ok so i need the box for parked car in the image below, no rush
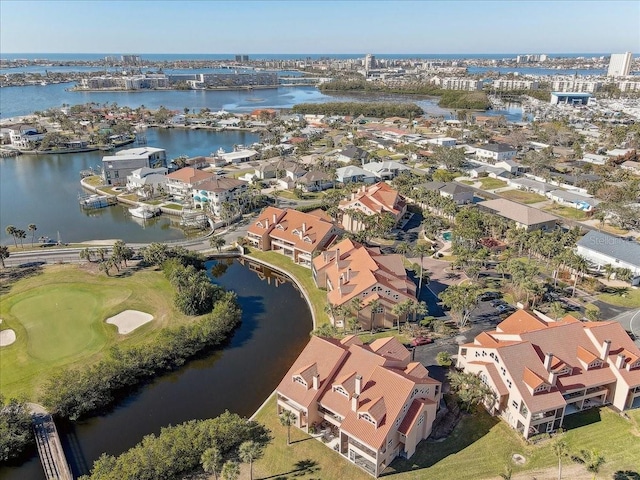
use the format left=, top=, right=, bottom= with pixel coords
left=479, top=291, right=501, bottom=301
left=491, top=299, right=507, bottom=308
left=496, top=304, right=515, bottom=314
left=411, top=337, right=433, bottom=347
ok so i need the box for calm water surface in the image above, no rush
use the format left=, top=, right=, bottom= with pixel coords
left=0, top=259, right=313, bottom=480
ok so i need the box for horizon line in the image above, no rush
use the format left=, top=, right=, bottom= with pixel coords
left=2, top=52, right=635, bottom=56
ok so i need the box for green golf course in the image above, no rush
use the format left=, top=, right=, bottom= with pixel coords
left=0, top=264, right=194, bottom=401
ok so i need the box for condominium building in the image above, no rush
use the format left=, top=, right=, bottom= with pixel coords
left=246, top=207, right=340, bottom=268
left=437, top=77, right=484, bottom=91
left=492, top=79, right=539, bottom=90
left=607, top=52, right=633, bottom=77
left=312, top=238, right=416, bottom=329
left=550, top=78, right=601, bottom=93
left=457, top=310, right=640, bottom=439
left=339, top=182, right=407, bottom=233
left=276, top=335, right=441, bottom=477
left=193, top=177, right=248, bottom=218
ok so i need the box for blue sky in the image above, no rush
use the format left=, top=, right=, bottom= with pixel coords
left=1, top=1, right=638, bottom=54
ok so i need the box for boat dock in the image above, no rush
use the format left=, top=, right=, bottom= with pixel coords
left=29, top=404, right=74, bottom=480
left=79, top=193, right=117, bottom=209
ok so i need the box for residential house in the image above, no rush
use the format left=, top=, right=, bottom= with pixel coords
left=576, top=231, right=640, bottom=285
left=362, top=161, right=411, bottom=180
left=457, top=310, right=640, bottom=439
left=339, top=183, right=407, bottom=233
left=478, top=199, right=557, bottom=231
left=126, top=167, right=168, bottom=195
left=507, top=178, right=554, bottom=196
left=165, top=167, right=216, bottom=200
left=216, top=148, right=259, bottom=164
left=276, top=335, right=441, bottom=477
left=313, top=238, right=417, bottom=329
left=296, top=170, right=335, bottom=192
left=547, top=189, right=600, bottom=212
left=193, top=177, right=248, bottom=218
left=621, top=160, right=640, bottom=175
left=102, top=147, right=167, bottom=186
left=337, top=146, right=370, bottom=164
left=246, top=207, right=340, bottom=268
left=475, top=143, right=517, bottom=163
left=425, top=137, right=457, bottom=147
left=8, top=125, right=45, bottom=149
left=416, top=181, right=474, bottom=205
left=336, top=166, right=377, bottom=184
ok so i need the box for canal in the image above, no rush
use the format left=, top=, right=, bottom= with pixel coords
left=0, top=258, right=313, bottom=479
left=0, top=128, right=260, bottom=245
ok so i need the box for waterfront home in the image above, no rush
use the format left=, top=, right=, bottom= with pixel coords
left=336, top=166, right=377, bottom=185
left=8, top=124, right=45, bottom=149
left=312, top=238, right=417, bottom=329
left=102, top=147, right=167, bottom=186
left=576, top=231, right=640, bottom=286
left=276, top=335, right=441, bottom=477
left=125, top=167, right=168, bottom=195
left=457, top=310, right=640, bottom=439
left=246, top=207, right=340, bottom=268
left=216, top=148, right=259, bottom=165
left=339, top=183, right=407, bottom=233
left=165, top=167, right=216, bottom=200
left=362, top=161, right=411, bottom=180
left=192, top=177, right=248, bottom=218
left=478, top=199, right=558, bottom=232
left=474, top=143, right=517, bottom=163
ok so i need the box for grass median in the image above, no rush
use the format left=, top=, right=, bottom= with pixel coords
left=0, top=263, right=199, bottom=400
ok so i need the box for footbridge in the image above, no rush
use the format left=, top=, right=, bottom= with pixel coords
left=28, top=403, right=74, bottom=480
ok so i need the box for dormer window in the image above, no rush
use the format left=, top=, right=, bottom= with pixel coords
left=293, top=375, right=307, bottom=387
left=333, top=385, right=349, bottom=398
left=358, top=412, right=376, bottom=426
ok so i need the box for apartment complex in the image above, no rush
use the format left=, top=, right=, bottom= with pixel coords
left=607, top=52, right=633, bottom=77
left=312, top=239, right=416, bottom=329
left=339, top=182, right=407, bottom=232
left=457, top=311, right=640, bottom=439
left=430, top=76, right=484, bottom=91
left=276, top=335, right=441, bottom=477
left=492, top=79, right=539, bottom=90
left=246, top=207, right=340, bottom=267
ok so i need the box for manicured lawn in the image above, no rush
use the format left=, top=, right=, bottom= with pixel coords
left=246, top=249, right=329, bottom=326
left=0, top=264, right=199, bottom=400
left=478, top=178, right=508, bottom=190
left=543, top=204, right=588, bottom=221
left=459, top=180, right=475, bottom=185
left=597, top=287, right=640, bottom=308
left=252, top=396, right=640, bottom=480
left=163, top=203, right=183, bottom=210
left=499, top=189, right=547, bottom=204
left=600, top=224, right=630, bottom=236
left=83, top=175, right=103, bottom=187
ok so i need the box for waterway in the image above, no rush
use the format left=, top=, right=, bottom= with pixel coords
left=0, top=258, right=313, bottom=480
left=0, top=128, right=260, bottom=245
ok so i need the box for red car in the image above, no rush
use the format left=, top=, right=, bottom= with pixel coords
left=411, top=337, right=433, bottom=347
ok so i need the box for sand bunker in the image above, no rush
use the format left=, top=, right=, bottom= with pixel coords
left=106, top=310, right=153, bottom=334
left=0, top=329, right=16, bottom=347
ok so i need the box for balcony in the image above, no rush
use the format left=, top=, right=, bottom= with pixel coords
left=348, top=438, right=377, bottom=459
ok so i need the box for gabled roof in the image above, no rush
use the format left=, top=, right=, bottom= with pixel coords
left=476, top=143, right=516, bottom=153
left=197, top=177, right=247, bottom=193
left=339, top=182, right=405, bottom=217
left=166, top=167, right=215, bottom=184
left=479, top=199, right=558, bottom=227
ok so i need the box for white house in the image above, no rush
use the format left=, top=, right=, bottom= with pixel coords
left=362, top=160, right=411, bottom=179
left=426, top=137, right=457, bottom=147
left=126, top=167, right=168, bottom=195
left=576, top=231, right=640, bottom=285
left=475, top=143, right=517, bottom=163
left=102, top=147, right=167, bottom=186
left=336, top=165, right=377, bottom=184
left=193, top=177, right=248, bottom=218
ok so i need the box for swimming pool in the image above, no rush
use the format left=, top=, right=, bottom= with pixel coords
left=442, top=231, right=452, bottom=241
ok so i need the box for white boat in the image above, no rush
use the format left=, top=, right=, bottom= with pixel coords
left=129, top=206, right=156, bottom=219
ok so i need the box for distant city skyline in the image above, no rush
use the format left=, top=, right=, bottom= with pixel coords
left=1, top=1, right=638, bottom=55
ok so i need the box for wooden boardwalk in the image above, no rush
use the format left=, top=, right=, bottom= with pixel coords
left=29, top=404, right=74, bottom=480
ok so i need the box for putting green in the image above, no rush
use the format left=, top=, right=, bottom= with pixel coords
left=12, top=286, right=103, bottom=362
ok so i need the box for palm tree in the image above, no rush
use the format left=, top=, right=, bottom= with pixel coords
left=574, top=449, right=605, bottom=480
left=238, top=440, right=264, bottom=480
left=16, top=229, right=26, bottom=249
left=279, top=410, right=296, bottom=445
left=549, top=302, right=566, bottom=321
left=28, top=224, right=37, bottom=247
left=201, top=446, right=223, bottom=480
left=395, top=240, right=410, bottom=259
left=0, top=245, right=9, bottom=268
left=5, top=225, right=17, bottom=248
left=552, top=438, right=568, bottom=480
left=368, top=298, right=381, bottom=333
left=210, top=235, right=226, bottom=252
left=220, top=460, right=240, bottom=480
left=413, top=243, right=431, bottom=298
left=350, top=297, right=363, bottom=328
left=570, top=254, right=589, bottom=297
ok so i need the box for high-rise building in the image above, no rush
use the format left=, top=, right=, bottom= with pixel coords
left=607, top=52, right=632, bottom=77
left=121, top=55, right=141, bottom=65
left=364, top=53, right=376, bottom=71
left=235, top=54, right=249, bottom=63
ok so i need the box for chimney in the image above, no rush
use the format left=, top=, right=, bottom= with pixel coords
left=544, top=352, right=554, bottom=372
left=548, top=371, right=557, bottom=387
left=351, top=393, right=360, bottom=412
left=346, top=267, right=351, bottom=282
left=355, top=375, right=362, bottom=395
left=273, top=213, right=277, bottom=224
left=351, top=192, right=356, bottom=200
left=335, top=249, right=340, bottom=267
left=302, top=222, right=306, bottom=234
left=313, top=373, right=319, bottom=390
left=339, top=274, right=344, bottom=286
left=616, top=353, right=626, bottom=369
left=601, top=340, right=611, bottom=360
left=265, top=219, right=269, bottom=228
